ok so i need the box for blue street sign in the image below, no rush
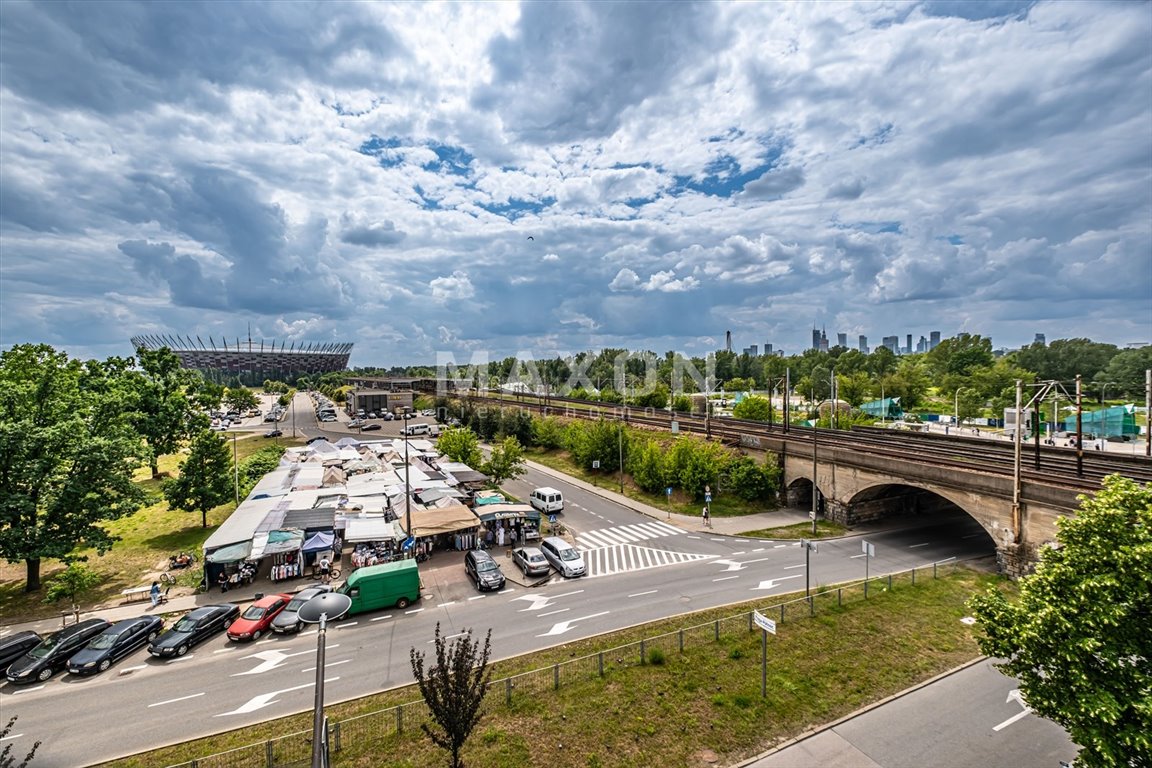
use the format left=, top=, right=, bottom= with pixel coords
left=665, top=486, right=673, bottom=497
left=402, top=536, right=415, bottom=551
left=549, top=514, right=558, bottom=524
left=705, top=492, right=712, bottom=503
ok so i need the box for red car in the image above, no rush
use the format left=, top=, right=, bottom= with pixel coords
left=226, top=593, right=293, bottom=642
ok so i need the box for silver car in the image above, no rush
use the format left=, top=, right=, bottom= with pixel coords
left=539, top=537, right=586, bottom=578
left=511, top=546, right=550, bottom=577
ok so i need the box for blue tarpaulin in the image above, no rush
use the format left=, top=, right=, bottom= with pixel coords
left=302, top=531, right=335, bottom=554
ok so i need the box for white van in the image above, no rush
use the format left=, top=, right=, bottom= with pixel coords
left=402, top=423, right=431, bottom=436
left=530, top=487, right=564, bottom=514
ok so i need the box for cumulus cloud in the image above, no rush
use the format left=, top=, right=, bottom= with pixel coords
left=1, top=0, right=1148, bottom=363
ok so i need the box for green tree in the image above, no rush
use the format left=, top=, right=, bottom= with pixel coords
left=409, top=623, right=493, bottom=768
left=42, top=562, right=101, bottom=624
left=531, top=416, right=566, bottom=450
left=1094, top=345, right=1152, bottom=400
left=732, top=395, right=772, bottom=421
left=628, top=438, right=668, bottom=494
left=163, top=430, right=235, bottom=528
left=436, top=428, right=483, bottom=468
left=130, top=346, right=208, bottom=478
left=0, top=344, right=148, bottom=591
left=671, top=394, right=692, bottom=413
left=483, top=437, right=527, bottom=485
left=925, top=333, right=994, bottom=380
left=836, top=371, right=873, bottom=407
left=969, top=476, right=1152, bottom=768
left=223, top=387, right=259, bottom=413
left=1012, top=338, right=1119, bottom=385
left=237, top=445, right=286, bottom=499
left=721, top=455, right=779, bottom=501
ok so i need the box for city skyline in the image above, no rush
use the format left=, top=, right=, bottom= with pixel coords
left=1, top=2, right=1150, bottom=365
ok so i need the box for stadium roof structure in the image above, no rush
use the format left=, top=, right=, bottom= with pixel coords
left=131, top=334, right=352, bottom=383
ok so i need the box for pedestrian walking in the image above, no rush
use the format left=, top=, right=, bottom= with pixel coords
left=319, top=555, right=332, bottom=584
left=702, top=505, right=711, bottom=528
left=149, top=580, right=161, bottom=608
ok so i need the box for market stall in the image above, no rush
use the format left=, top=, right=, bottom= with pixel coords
left=343, top=517, right=406, bottom=568
left=475, top=503, right=541, bottom=544
left=409, top=503, right=482, bottom=553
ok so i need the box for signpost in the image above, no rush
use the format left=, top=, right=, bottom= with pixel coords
left=753, top=610, right=777, bottom=697
left=862, top=540, right=875, bottom=597
left=802, top=539, right=818, bottom=614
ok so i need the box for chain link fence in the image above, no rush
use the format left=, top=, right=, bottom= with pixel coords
left=164, top=559, right=961, bottom=768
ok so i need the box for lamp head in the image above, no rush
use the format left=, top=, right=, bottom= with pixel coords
left=297, top=592, right=353, bottom=624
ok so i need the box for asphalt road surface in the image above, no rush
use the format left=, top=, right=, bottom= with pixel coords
left=747, top=658, right=1077, bottom=768
left=2, top=425, right=997, bottom=767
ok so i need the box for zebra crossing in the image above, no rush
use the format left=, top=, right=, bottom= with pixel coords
left=574, top=520, right=683, bottom=550
left=582, top=543, right=716, bottom=578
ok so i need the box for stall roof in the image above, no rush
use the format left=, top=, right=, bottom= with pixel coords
left=410, top=504, right=480, bottom=537
left=476, top=503, right=540, bottom=523
left=283, top=507, right=337, bottom=532
left=344, top=517, right=406, bottom=542
left=252, top=528, right=304, bottom=559
left=203, top=497, right=286, bottom=551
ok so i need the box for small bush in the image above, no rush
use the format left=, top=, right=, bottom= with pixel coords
left=728, top=648, right=744, bottom=660
left=647, top=647, right=666, bottom=666
left=733, top=695, right=754, bottom=709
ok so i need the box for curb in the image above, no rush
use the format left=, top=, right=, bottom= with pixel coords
left=730, top=656, right=989, bottom=767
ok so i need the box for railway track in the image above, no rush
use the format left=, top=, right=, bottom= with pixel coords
left=462, top=392, right=1152, bottom=493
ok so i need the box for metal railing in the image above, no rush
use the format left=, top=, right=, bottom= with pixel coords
left=163, top=559, right=963, bottom=768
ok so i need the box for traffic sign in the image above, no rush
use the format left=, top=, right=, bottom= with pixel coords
left=401, top=536, right=415, bottom=551
left=753, top=610, right=777, bottom=635
left=705, top=492, right=712, bottom=503
left=549, top=514, right=558, bottom=524
left=665, top=486, right=672, bottom=497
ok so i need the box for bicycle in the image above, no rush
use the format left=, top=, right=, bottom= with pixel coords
left=159, top=572, right=178, bottom=585
left=312, top=566, right=341, bottom=582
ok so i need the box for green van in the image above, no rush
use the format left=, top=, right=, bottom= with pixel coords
left=336, top=559, right=422, bottom=615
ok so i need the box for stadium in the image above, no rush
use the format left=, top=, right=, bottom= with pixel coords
left=131, top=334, right=352, bottom=385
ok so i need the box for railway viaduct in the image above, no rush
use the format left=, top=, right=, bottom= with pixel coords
left=743, top=432, right=1077, bottom=577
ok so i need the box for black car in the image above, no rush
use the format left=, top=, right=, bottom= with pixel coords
left=271, top=585, right=332, bottom=634
left=148, top=604, right=240, bottom=658
left=0, top=631, right=42, bottom=676
left=306, top=435, right=328, bottom=444
left=67, top=616, right=164, bottom=676
left=464, top=549, right=506, bottom=591
left=263, top=429, right=283, bottom=438
left=6, top=619, right=110, bottom=684
left=361, top=423, right=381, bottom=431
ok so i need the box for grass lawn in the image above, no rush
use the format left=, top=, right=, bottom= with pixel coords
left=527, top=448, right=777, bottom=519
left=0, top=433, right=307, bottom=624
left=740, top=520, right=850, bottom=540
left=97, top=566, right=1005, bottom=768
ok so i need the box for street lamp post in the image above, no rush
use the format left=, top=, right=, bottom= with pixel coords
left=298, top=592, right=353, bottom=768
left=232, top=433, right=239, bottom=504
left=953, top=387, right=965, bottom=432
left=811, top=382, right=818, bottom=537
left=801, top=538, right=818, bottom=614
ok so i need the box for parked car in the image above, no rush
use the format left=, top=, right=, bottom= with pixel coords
left=511, top=546, right=550, bottom=577
left=264, top=429, right=283, bottom=438
left=464, top=549, right=506, bottom=591
left=539, top=536, right=586, bottom=578
left=67, top=616, right=164, bottom=676
left=306, top=436, right=329, bottom=444
left=383, top=412, right=395, bottom=421
left=361, top=423, right=381, bottom=431
left=227, top=593, right=292, bottom=642
left=367, top=412, right=377, bottom=419
left=149, top=604, right=240, bottom=658
left=0, top=631, right=42, bottom=676
left=348, top=419, right=364, bottom=428
left=271, top=586, right=333, bottom=634
left=6, top=619, right=111, bottom=683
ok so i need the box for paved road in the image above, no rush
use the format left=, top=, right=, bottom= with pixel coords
left=742, top=658, right=1077, bottom=768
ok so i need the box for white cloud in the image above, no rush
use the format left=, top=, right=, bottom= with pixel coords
left=0, top=0, right=1148, bottom=363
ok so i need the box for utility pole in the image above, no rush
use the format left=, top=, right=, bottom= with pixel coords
left=811, top=381, right=818, bottom=537
left=1076, top=375, right=1084, bottom=476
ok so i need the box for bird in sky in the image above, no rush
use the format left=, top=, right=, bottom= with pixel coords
left=527, top=236, right=534, bottom=240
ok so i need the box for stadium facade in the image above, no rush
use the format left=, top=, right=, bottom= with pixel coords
left=131, top=334, right=352, bottom=385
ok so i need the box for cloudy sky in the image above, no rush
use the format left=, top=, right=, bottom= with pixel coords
left=1, top=0, right=1149, bottom=367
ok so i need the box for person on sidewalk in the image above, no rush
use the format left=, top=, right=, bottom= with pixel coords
left=149, top=581, right=161, bottom=608
left=702, top=505, right=711, bottom=528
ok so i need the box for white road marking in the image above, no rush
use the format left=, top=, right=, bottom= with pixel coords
left=215, top=678, right=338, bottom=717
left=908, top=543, right=931, bottom=548
left=120, top=664, right=148, bottom=672
left=537, top=608, right=570, bottom=618
left=712, top=575, right=740, bottom=582
left=752, top=548, right=765, bottom=553
left=783, top=563, right=806, bottom=569
left=429, top=632, right=468, bottom=644
left=213, top=646, right=238, bottom=653
left=536, top=611, right=611, bottom=637
left=336, top=621, right=359, bottom=628
left=753, top=575, right=804, bottom=590
left=405, top=608, right=424, bottom=614
left=0, top=733, right=22, bottom=742
left=302, top=659, right=352, bottom=673
left=369, top=615, right=392, bottom=621
left=627, top=590, right=658, bottom=598
left=686, top=535, right=701, bottom=539
left=11, top=686, right=44, bottom=695
left=149, top=692, right=205, bottom=708
left=165, top=655, right=196, bottom=663
left=731, top=551, right=746, bottom=556
left=231, top=648, right=316, bottom=677
left=994, top=689, right=1032, bottom=731
left=467, top=595, right=486, bottom=601
left=438, top=602, right=456, bottom=608
left=850, top=553, right=866, bottom=559
left=774, top=544, right=788, bottom=548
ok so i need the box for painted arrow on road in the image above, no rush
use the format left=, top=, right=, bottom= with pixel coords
left=511, top=590, right=584, bottom=613
left=537, top=611, right=610, bottom=637
left=752, top=575, right=803, bottom=590
left=714, top=557, right=773, bottom=572
left=215, top=678, right=339, bottom=717
left=231, top=647, right=321, bottom=676
left=993, top=689, right=1032, bottom=731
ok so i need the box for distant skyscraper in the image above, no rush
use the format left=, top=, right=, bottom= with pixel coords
left=819, top=327, right=829, bottom=353
left=930, top=331, right=941, bottom=350
left=837, top=332, right=847, bottom=348
left=749, top=344, right=758, bottom=356
left=906, top=334, right=913, bottom=355
left=917, top=335, right=928, bottom=353
left=858, top=335, right=868, bottom=353
left=1034, top=333, right=1046, bottom=346
left=765, top=342, right=772, bottom=356
left=883, top=335, right=899, bottom=353
left=726, top=330, right=732, bottom=352
left=812, top=327, right=822, bottom=350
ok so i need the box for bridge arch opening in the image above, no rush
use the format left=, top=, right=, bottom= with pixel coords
left=828, top=483, right=998, bottom=564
